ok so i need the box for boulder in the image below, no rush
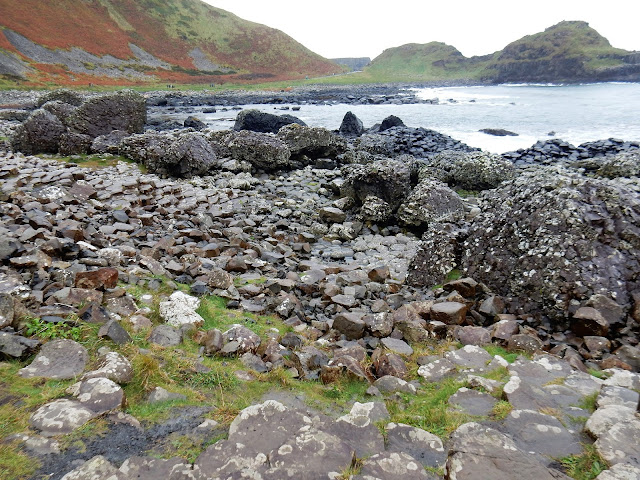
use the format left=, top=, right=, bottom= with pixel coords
left=421, top=150, right=515, bottom=191
left=333, top=312, right=366, bottom=340
left=0, top=332, right=40, bottom=359
left=41, top=100, right=77, bottom=125
left=119, top=131, right=173, bottom=169
left=596, top=151, right=640, bottom=179
left=0, top=292, right=14, bottom=328
left=67, top=90, right=146, bottom=138
left=82, top=350, right=133, bottom=384
left=163, top=132, right=220, bottom=177
left=379, top=115, right=405, bottom=131
left=70, top=377, right=125, bottom=414
left=385, top=422, right=446, bottom=468
left=10, top=109, right=66, bottom=154
left=397, top=178, right=465, bottom=227
left=461, top=166, right=640, bottom=320
left=90, top=130, right=129, bottom=154
left=227, top=130, right=291, bottom=171
left=595, top=418, right=640, bottom=467
left=30, top=399, right=95, bottom=436
left=159, top=291, right=204, bottom=327
left=18, top=339, right=88, bottom=379
left=148, top=325, right=182, bottom=346
left=339, top=111, right=364, bottom=136
left=184, top=115, right=206, bottom=130
left=58, top=132, right=92, bottom=155
left=277, top=123, right=347, bottom=161
left=233, top=109, right=306, bottom=133
left=36, top=89, right=84, bottom=107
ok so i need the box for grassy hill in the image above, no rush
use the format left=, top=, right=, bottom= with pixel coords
left=0, top=0, right=342, bottom=87
left=334, top=21, right=640, bottom=84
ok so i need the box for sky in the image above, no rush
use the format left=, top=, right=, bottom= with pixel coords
left=203, top=0, right=640, bottom=59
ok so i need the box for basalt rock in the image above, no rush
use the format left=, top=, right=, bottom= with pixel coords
left=233, top=108, right=306, bottom=134
left=277, top=123, right=347, bottom=162
left=227, top=130, right=291, bottom=171
left=10, top=109, right=66, bottom=154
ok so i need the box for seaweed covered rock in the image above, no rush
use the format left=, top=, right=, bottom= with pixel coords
left=421, top=150, right=515, bottom=190
left=227, top=130, right=291, bottom=171
left=233, top=109, right=306, bottom=134
left=67, top=90, right=146, bottom=138
left=10, top=109, right=66, bottom=154
left=461, top=166, right=640, bottom=319
left=277, top=124, right=347, bottom=161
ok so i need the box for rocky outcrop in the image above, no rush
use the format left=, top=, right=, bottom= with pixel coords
left=233, top=109, right=306, bottom=134
left=421, top=150, right=515, bottom=190
left=67, top=91, right=146, bottom=138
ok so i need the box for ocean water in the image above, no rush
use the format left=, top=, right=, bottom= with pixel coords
left=201, top=82, right=640, bottom=153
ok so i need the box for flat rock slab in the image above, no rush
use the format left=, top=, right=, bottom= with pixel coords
left=381, top=337, right=413, bottom=355
left=445, top=345, right=493, bottom=370
left=597, top=385, right=640, bottom=409
left=502, top=409, right=583, bottom=458
left=508, top=355, right=574, bottom=387
left=586, top=406, right=639, bottom=439
left=385, top=422, right=446, bottom=468
left=447, top=422, right=572, bottom=480
left=118, top=456, right=198, bottom=479
left=354, top=452, right=433, bottom=479
left=595, top=418, right=640, bottom=467
left=595, top=463, right=640, bottom=480
left=417, top=358, right=457, bottom=382
left=448, top=388, right=497, bottom=416
left=30, top=399, right=96, bottom=437
left=19, top=339, right=88, bottom=379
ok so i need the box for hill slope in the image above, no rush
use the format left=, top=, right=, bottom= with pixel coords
left=361, top=21, right=640, bottom=83
left=0, top=0, right=342, bottom=86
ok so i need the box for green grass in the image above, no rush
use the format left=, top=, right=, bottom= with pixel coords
left=484, top=345, right=520, bottom=364
left=560, top=444, right=608, bottom=480
left=39, top=153, right=142, bottom=171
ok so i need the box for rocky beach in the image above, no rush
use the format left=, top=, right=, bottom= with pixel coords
left=0, top=87, right=639, bottom=480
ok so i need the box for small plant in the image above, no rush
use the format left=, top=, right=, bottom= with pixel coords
left=24, top=317, right=83, bottom=341
left=491, top=400, right=513, bottom=420
left=337, top=453, right=363, bottom=479
left=560, top=444, right=608, bottom=480
left=577, top=392, right=599, bottom=413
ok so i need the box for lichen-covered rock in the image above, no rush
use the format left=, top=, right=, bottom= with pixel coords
left=68, top=90, right=146, bottom=138
left=596, top=151, right=640, bottom=179
left=277, top=123, right=347, bottom=161
left=227, top=130, right=291, bottom=171
left=354, top=133, right=396, bottom=157
left=18, top=339, right=88, bottom=379
left=397, top=178, right=465, bottom=227
left=421, top=150, right=515, bottom=190
left=164, top=132, right=219, bottom=177
left=460, top=166, right=640, bottom=320
left=30, top=399, right=95, bottom=436
left=40, top=100, right=77, bottom=126
left=233, top=108, right=306, bottom=134
left=59, top=132, right=92, bottom=156
left=91, top=130, right=129, bottom=154
left=36, top=89, right=84, bottom=108
left=119, top=131, right=173, bottom=168
left=341, top=157, right=418, bottom=216
left=10, top=109, right=66, bottom=154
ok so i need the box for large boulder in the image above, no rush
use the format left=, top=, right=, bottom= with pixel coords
left=277, top=123, right=347, bottom=161
left=163, top=132, right=220, bottom=177
left=41, top=100, right=77, bottom=126
left=10, top=109, right=66, bottom=154
left=36, top=89, right=84, bottom=108
left=460, top=166, right=640, bottom=320
left=67, top=90, right=146, bottom=138
left=340, top=157, right=418, bottom=219
left=227, top=130, right=291, bottom=171
left=339, top=111, right=364, bottom=136
left=396, top=178, right=465, bottom=227
left=233, top=109, right=306, bottom=134
left=421, top=150, right=515, bottom=190
left=119, top=131, right=173, bottom=169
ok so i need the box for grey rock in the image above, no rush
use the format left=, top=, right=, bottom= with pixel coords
left=417, top=358, right=457, bottom=382
left=30, top=399, right=95, bottom=437
left=421, top=150, right=515, bottom=190
left=354, top=452, right=432, bottom=479
left=277, top=124, right=346, bottom=161
left=397, top=178, right=465, bottom=227
left=597, top=385, right=640, bottom=409
left=60, top=455, right=123, bottom=480
left=595, top=418, right=640, bottom=466
left=68, top=90, right=146, bottom=138
left=0, top=332, right=40, bottom=358
left=585, top=405, right=638, bottom=438
left=386, top=422, right=446, bottom=468
left=10, top=109, right=66, bottom=154
left=333, top=312, right=366, bottom=340
left=233, top=109, right=306, bottom=134
left=373, top=375, right=417, bottom=394
left=19, top=339, right=88, bottom=379
left=445, top=345, right=493, bottom=369
left=98, top=319, right=132, bottom=345
left=448, top=388, right=498, bottom=416
left=222, top=325, right=261, bottom=354
left=339, top=111, right=364, bottom=136
left=381, top=337, right=413, bottom=355
left=595, top=463, right=640, bottom=480
left=147, top=386, right=187, bottom=404
left=82, top=350, right=133, bottom=384
left=228, top=130, right=291, bottom=171
left=72, top=377, right=125, bottom=414
left=148, top=325, right=182, bottom=346
left=0, top=292, right=15, bottom=328
left=118, top=456, right=198, bottom=480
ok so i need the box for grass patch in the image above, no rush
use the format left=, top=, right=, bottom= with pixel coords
left=587, top=369, right=608, bottom=380
left=40, top=153, right=143, bottom=171
left=560, top=444, right=608, bottom=480
left=388, top=378, right=471, bottom=439
left=484, top=345, right=520, bottom=364
left=491, top=400, right=513, bottom=420
left=576, top=392, right=599, bottom=413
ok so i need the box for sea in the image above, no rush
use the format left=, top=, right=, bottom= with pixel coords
left=200, top=82, right=640, bottom=154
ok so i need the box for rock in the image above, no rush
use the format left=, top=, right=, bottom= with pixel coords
left=117, top=456, right=197, bottom=480
left=319, top=206, right=347, bottom=223
left=587, top=405, right=638, bottom=439
left=503, top=409, right=582, bottom=457
left=147, top=386, right=187, bottom=403
left=68, top=90, right=146, bottom=138
left=59, top=132, right=92, bottom=155
left=30, top=399, right=95, bottom=436
left=91, top=130, right=129, bottom=154
left=60, top=455, right=123, bottom=480
left=461, top=166, right=640, bottom=321
left=19, top=339, right=88, bottom=379
left=240, top=352, right=268, bottom=373
left=421, top=150, right=515, bottom=191
left=572, top=307, right=610, bottom=337
left=430, top=302, right=467, bottom=325
left=508, top=334, right=543, bottom=355
left=374, top=352, right=408, bottom=379
left=222, top=325, right=261, bottom=354
left=448, top=388, right=498, bottom=416
left=397, top=178, right=465, bottom=227
left=184, top=115, right=206, bottom=130
left=479, top=128, right=519, bottom=137
left=71, top=377, right=125, bottom=414
left=354, top=452, right=431, bottom=479
left=596, top=151, right=640, bottom=179
left=364, top=312, right=394, bottom=338
left=380, top=115, right=405, bottom=131
left=595, top=463, right=640, bottom=480
left=339, top=111, right=364, bottom=136
left=201, top=328, right=223, bottom=355
left=417, top=358, right=457, bottom=382
left=277, top=124, right=347, bottom=161
left=373, top=375, right=416, bottom=394
left=0, top=292, right=14, bottom=328
left=82, top=350, right=133, bottom=384
left=98, top=320, right=132, bottom=345
left=333, top=312, right=366, bottom=340
left=148, top=325, right=182, bottom=346
left=385, top=422, right=446, bottom=468
left=227, top=130, right=291, bottom=171
left=159, top=291, right=204, bottom=327
left=455, top=326, right=491, bottom=346
left=233, top=109, right=306, bottom=134
left=10, top=109, right=66, bottom=154
left=37, top=89, right=84, bottom=107
left=613, top=345, right=640, bottom=372
left=164, top=132, right=220, bottom=178
left=447, top=422, right=570, bottom=480
left=380, top=337, right=413, bottom=356
left=0, top=332, right=40, bottom=359
left=597, top=385, right=639, bottom=409
left=74, top=267, right=118, bottom=290
left=595, top=418, right=640, bottom=467
left=368, top=265, right=390, bottom=283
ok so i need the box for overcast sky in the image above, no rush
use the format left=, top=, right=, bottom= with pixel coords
left=203, top=0, right=640, bottom=59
